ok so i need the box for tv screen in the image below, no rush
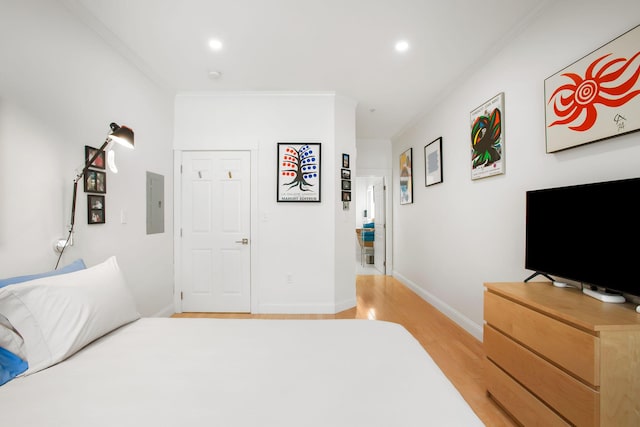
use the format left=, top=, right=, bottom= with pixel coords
left=525, top=177, right=640, bottom=299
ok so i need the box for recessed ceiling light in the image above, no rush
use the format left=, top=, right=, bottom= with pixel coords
left=395, top=40, right=409, bottom=52
left=209, top=39, right=223, bottom=51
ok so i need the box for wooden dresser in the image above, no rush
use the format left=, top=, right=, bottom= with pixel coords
left=483, top=282, right=640, bottom=426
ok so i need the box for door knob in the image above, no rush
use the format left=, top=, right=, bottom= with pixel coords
left=235, top=238, right=249, bottom=245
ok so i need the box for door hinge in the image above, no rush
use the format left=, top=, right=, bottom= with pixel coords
left=180, top=291, right=183, bottom=300
left=180, top=164, right=183, bottom=174
left=180, top=228, right=183, bottom=237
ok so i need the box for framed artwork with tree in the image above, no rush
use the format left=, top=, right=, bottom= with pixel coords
left=277, top=142, right=321, bottom=202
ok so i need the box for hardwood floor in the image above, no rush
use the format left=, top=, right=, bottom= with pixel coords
left=172, top=275, right=517, bottom=426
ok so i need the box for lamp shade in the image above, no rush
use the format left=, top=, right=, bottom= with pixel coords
left=109, top=122, right=134, bottom=149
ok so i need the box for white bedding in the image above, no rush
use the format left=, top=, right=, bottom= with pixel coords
left=0, top=318, right=484, bottom=426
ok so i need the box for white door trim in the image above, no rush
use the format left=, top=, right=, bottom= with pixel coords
left=373, top=177, right=386, bottom=274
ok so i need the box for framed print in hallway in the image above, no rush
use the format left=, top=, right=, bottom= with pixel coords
left=342, top=153, right=350, bottom=168
left=470, top=92, right=504, bottom=180
left=277, top=142, right=321, bottom=202
left=424, top=137, right=443, bottom=187
left=544, top=24, right=640, bottom=153
left=399, top=147, right=413, bottom=204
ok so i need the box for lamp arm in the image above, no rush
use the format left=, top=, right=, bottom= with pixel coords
left=69, top=179, right=80, bottom=231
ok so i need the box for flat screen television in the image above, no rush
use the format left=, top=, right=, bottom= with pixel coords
left=525, top=177, right=640, bottom=302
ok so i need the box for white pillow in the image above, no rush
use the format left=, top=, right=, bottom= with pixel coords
left=0, top=256, right=140, bottom=375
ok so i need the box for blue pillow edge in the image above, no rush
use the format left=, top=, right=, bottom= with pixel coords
left=0, top=347, right=29, bottom=386
left=0, top=259, right=86, bottom=288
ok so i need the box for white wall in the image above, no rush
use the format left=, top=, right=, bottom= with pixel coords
left=392, top=0, right=640, bottom=340
left=334, top=96, right=358, bottom=310
left=0, top=0, right=175, bottom=316
left=173, top=92, right=357, bottom=313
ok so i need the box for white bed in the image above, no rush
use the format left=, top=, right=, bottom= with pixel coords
left=0, top=258, right=484, bottom=426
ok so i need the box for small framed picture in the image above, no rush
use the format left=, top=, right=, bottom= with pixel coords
left=341, top=168, right=351, bottom=179
left=342, top=153, right=350, bottom=168
left=341, top=179, right=351, bottom=190
left=399, top=147, right=413, bottom=205
left=84, top=170, right=106, bottom=193
left=424, top=137, right=443, bottom=186
left=87, top=195, right=105, bottom=224
left=341, top=191, right=351, bottom=202
left=85, top=145, right=105, bottom=170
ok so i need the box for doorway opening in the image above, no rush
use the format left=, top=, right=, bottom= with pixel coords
left=355, top=176, right=386, bottom=275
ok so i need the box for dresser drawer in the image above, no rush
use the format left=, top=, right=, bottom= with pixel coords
left=485, top=325, right=599, bottom=427
left=485, top=358, right=570, bottom=427
left=484, top=291, right=599, bottom=385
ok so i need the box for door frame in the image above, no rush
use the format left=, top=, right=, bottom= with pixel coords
left=355, top=170, right=393, bottom=275
left=372, top=176, right=386, bottom=274
left=173, top=148, right=259, bottom=314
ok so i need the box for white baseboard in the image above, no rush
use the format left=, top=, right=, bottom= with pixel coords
left=151, top=303, right=175, bottom=318
left=335, top=297, right=357, bottom=313
left=162, top=300, right=355, bottom=317
left=392, top=271, right=483, bottom=341
left=257, top=302, right=347, bottom=315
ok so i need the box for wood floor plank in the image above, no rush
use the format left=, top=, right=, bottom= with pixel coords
left=172, top=274, right=516, bottom=426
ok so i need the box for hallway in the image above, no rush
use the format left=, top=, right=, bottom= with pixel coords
left=355, top=242, right=384, bottom=276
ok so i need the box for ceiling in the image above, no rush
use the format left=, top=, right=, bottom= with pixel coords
left=63, top=0, right=545, bottom=140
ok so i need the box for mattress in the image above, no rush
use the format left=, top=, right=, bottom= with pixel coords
left=0, top=318, right=484, bottom=426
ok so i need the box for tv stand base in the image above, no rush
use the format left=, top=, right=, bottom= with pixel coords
left=582, top=287, right=626, bottom=303
left=524, top=271, right=554, bottom=282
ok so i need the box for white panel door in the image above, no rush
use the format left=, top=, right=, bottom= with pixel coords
left=373, top=177, right=386, bottom=274
left=181, top=151, right=251, bottom=312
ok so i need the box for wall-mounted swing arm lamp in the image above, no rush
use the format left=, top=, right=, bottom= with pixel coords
left=54, top=122, right=134, bottom=268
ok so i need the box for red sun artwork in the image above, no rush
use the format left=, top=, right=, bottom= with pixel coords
left=544, top=25, right=640, bottom=153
